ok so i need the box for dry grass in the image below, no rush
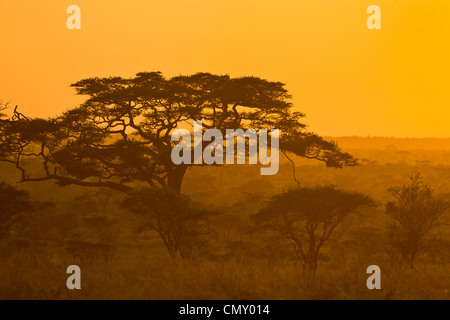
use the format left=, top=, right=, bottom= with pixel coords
left=1, top=247, right=450, bottom=300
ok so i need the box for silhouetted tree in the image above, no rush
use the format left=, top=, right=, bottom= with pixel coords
left=252, top=185, right=373, bottom=277
left=121, top=187, right=216, bottom=259
left=0, top=182, right=33, bottom=239
left=386, top=173, right=450, bottom=268
left=0, top=72, right=356, bottom=193
left=0, top=101, right=7, bottom=119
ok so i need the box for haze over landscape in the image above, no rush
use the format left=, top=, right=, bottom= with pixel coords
left=1, top=0, right=450, bottom=301
left=1, top=0, right=449, bottom=137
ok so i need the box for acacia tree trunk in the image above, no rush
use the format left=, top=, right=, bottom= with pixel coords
left=302, top=225, right=319, bottom=280
left=409, top=240, right=419, bottom=269
left=304, top=251, right=318, bottom=280
left=167, top=165, right=189, bottom=194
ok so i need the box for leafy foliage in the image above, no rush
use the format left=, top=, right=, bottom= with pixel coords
left=252, top=185, right=374, bottom=276
left=0, top=72, right=356, bottom=193
left=122, top=187, right=217, bottom=259
left=386, top=173, right=450, bottom=268
left=0, top=182, right=33, bottom=239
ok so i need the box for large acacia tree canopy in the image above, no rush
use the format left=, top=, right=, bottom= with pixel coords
left=0, top=72, right=356, bottom=192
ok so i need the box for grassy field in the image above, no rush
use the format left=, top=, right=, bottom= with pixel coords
left=1, top=137, right=450, bottom=300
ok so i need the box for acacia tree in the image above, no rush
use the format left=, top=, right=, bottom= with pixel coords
left=0, top=73, right=356, bottom=193
left=0, top=182, right=33, bottom=240
left=252, top=185, right=373, bottom=277
left=386, top=173, right=450, bottom=268
left=122, top=187, right=216, bottom=258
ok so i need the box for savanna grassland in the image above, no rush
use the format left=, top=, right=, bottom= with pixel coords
left=1, top=137, right=450, bottom=300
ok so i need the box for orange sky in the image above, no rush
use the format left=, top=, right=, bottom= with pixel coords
left=0, top=0, right=449, bottom=137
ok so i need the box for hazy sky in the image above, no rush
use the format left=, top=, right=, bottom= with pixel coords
left=0, top=0, right=449, bottom=137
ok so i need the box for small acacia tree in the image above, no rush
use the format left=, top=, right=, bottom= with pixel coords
left=0, top=182, right=33, bottom=240
left=121, top=187, right=216, bottom=259
left=252, top=185, right=373, bottom=277
left=386, top=173, right=450, bottom=268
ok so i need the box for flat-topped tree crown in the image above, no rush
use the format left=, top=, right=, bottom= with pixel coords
left=0, top=72, right=356, bottom=193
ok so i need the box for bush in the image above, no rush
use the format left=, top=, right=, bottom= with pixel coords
left=122, top=187, right=217, bottom=259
